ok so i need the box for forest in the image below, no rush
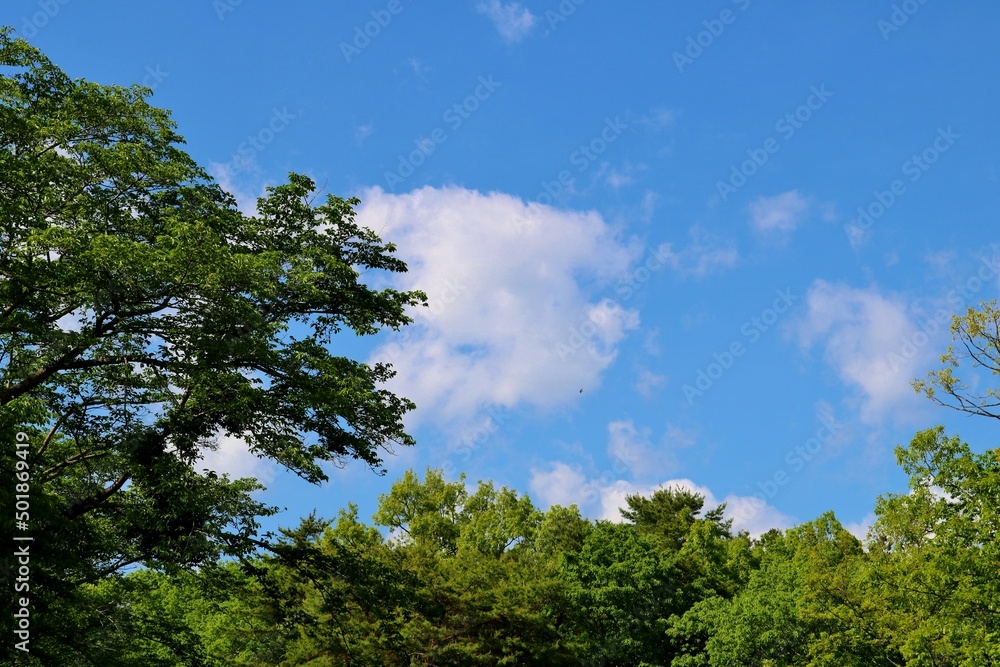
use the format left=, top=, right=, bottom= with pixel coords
left=2, top=25, right=999, bottom=667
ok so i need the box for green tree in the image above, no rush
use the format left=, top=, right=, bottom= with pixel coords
left=914, top=299, right=1000, bottom=420
left=373, top=469, right=576, bottom=665
left=621, top=486, right=711, bottom=552
left=0, top=28, right=424, bottom=663
left=533, top=504, right=591, bottom=560
left=864, top=427, right=1000, bottom=665
left=560, top=520, right=682, bottom=666
left=373, top=468, right=470, bottom=555
left=687, top=514, right=898, bottom=667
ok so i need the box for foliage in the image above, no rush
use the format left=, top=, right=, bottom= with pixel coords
left=0, top=27, right=424, bottom=664
left=914, top=299, right=1000, bottom=420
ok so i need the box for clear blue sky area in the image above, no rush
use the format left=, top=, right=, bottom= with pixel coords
left=10, top=0, right=1000, bottom=537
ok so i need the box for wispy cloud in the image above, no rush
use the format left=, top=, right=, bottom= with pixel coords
left=657, top=227, right=739, bottom=278
left=408, top=58, right=430, bottom=80
left=635, top=369, right=666, bottom=397
left=607, top=419, right=675, bottom=479
left=354, top=123, right=374, bottom=146
left=748, top=190, right=810, bottom=234
left=477, top=0, right=536, bottom=43
left=604, top=165, right=636, bottom=190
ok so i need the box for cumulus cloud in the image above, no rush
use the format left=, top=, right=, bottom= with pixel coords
left=529, top=421, right=792, bottom=536
left=598, top=477, right=794, bottom=536
left=358, top=186, right=640, bottom=431
left=792, top=280, right=940, bottom=423
left=529, top=461, right=589, bottom=508
left=528, top=468, right=793, bottom=537
left=748, top=190, right=809, bottom=234
left=477, top=0, right=536, bottom=42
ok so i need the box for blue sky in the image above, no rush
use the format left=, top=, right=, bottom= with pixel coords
left=11, top=1, right=1000, bottom=537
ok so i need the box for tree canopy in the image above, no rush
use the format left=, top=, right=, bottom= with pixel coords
left=0, top=27, right=424, bottom=663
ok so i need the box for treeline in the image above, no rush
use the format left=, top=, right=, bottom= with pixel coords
left=54, top=425, right=998, bottom=666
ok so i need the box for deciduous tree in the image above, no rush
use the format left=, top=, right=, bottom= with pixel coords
left=0, top=28, right=424, bottom=663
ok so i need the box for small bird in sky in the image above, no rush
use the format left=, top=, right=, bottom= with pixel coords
left=579, top=389, right=583, bottom=393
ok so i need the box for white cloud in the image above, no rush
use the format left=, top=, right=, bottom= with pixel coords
left=663, top=423, right=697, bottom=449
left=199, top=433, right=278, bottom=485
left=477, top=0, right=536, bottom=42
left=593, top=477, right=794, bottom=537
left=529, top=461, right=589, bottom=508
left=721, top=490, right=796, bottom=537
left=792, top=281, right=938, bottom=423
left=530, top=421, right=793, bottom=537
left=358, top=186, right=640, bottom=431
left=748, top=190, right=809, bottom=233
left=844, top=512, right=876, bottom=541
left=844, top=223, right=867, bottom=250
